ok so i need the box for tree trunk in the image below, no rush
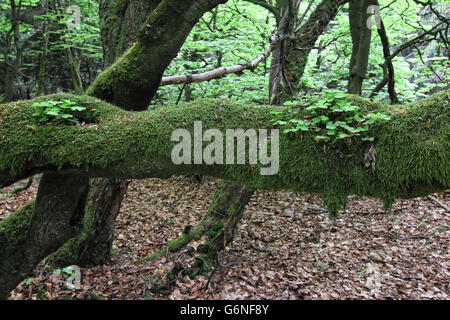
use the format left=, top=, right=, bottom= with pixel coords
left=99, top=0, right=161, bottom=67
left=369, top=16, right=399, bottom=103
left=348, top=0, right=376, bottom=95
left=146, top=182, right=254, bottom=266
left=186, top=182, right=254, bottom=278
left=270, top=0, right=346, bottom=104
left=87, top=0, right=228, bottom=110
left=66, top=48, right=84, bottom=95
left=51, top=178, right=129, bottom=266
left=0, top=174, right=90, bottom=299
left=35, top=0, right=49, bottom=97
left=269, top=0, right=300, bottom=105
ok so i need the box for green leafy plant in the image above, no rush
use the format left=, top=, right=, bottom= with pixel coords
left=32, top=100, right=86, bottom=124
left=52, top=266, right=77, bottom=282
left=272, top=90, right=391, bottom=144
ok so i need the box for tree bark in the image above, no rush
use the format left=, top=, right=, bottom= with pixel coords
left=186, top=182, right=254, bottom=278
left=145, top=182, right=254, bottom=267
left=87, top=0, right=228, bottom=110
left=51, top=178, right=129, bottom=266
left=348, top=0, right=376, bottom=95
left=270, top=0, right=347, bottom=104
left=0, top=174, right=90, bottom=299
left=369, top=5, right=399, bottom=104
left=99, top=0, right=161, bottom=67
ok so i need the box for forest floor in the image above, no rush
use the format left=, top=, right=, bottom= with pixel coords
left=1, top=176, right=449, bottom=300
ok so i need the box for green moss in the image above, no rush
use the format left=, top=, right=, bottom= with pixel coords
left=207, top=221, right=224, bottom=238
left=185, top=254, right=215, bottom=279
left=143, top=225, right=204, bottom=261
left=0, top=200, right=35, bottom=250
left=1, top=91, right=449, bottom=217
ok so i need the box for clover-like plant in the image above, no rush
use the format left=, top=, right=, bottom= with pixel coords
left=32, top=100, right=86, bottom=124
left=271, top=90, right=391, bottom=144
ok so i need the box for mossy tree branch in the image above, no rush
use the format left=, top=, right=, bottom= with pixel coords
left=87, top=0, right=228, bottom=110
left=0, top=90, right=448, bottom=298
left=1, top=91, right=448, bottom=207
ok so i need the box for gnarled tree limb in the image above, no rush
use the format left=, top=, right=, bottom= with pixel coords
left=1, top=91, right=448, bottom=204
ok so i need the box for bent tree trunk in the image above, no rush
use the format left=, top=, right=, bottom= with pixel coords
left=271, top=0, right=347, bottom=103
left=87, top=0, right=228, bottom=111
left=348, top=0, right=376, bottom=95
left=99, top=0, right=161, bottom=67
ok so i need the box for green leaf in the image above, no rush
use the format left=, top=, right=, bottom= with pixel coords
left=312, top=117, right=322, bottom=124
left=45, top=111, right=60, bottom=116
left=326, top=123, right=336, bottom=130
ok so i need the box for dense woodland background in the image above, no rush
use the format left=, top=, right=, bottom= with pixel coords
left=1, top=0, right=448, bottom=104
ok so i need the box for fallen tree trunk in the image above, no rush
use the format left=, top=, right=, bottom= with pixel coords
left=1, top=91, right=448, bottom=206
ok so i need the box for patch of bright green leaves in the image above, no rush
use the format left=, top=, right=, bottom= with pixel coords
left=271, top=90, right=391, bottom=144
left=32, top=100, right=86, bottom=124
left=52, top=266, right=77, bottom=282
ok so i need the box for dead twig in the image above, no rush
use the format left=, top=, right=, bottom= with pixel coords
left=427, top=195, right=450, bottom=212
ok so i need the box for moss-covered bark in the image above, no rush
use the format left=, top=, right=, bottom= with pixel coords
left=50, top=178, right=128, bottom=266
left=0, top=174, right=90, bottom=299
left=1, top=91, right=448, bottom=209
left=99, top=0, right=161, bottom=67
left=187, top=182, right=254, bottom=278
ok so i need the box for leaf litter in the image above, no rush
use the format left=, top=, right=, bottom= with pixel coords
left=1, top=176, right=448, bottom=300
